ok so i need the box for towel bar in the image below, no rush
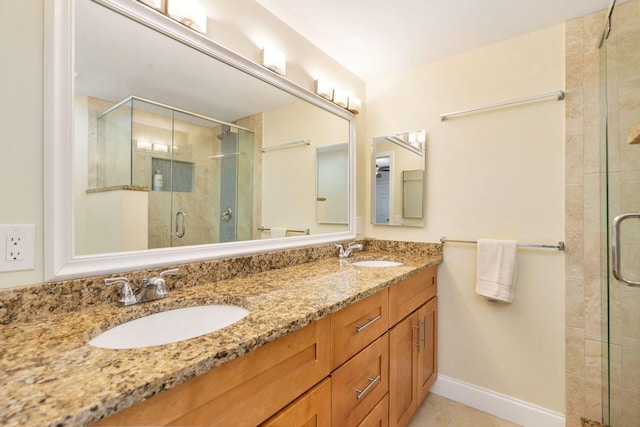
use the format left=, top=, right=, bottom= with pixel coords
left=440, top=237, right=565, bottom=251
left=259, top=227, right=310, bottom=235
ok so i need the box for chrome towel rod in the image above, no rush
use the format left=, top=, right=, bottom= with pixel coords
left=440, top=237, right=565, bottom=251
left=439, top=90, right=565, bottom=121
left=261, top=139, right=310, bottom=152
left=258, top=226, right=310, bottom=235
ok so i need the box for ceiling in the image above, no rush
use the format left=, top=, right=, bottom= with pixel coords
left=256, top=0, right=612, bottom=80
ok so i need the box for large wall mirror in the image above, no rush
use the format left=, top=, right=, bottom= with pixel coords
left=371, top=131, right=426, bottom=227
left=45, top=0, right=355, bottom=280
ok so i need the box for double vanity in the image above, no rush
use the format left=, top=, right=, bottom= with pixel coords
left=0, top=240, right=441, bottom=426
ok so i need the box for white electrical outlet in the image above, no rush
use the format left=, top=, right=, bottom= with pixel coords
left=0, top=225, right=36, bottom=272
left=6, top=234, right=25, bottom=261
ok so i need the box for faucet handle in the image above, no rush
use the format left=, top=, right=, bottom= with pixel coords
left=104, top=277, right=136, bottom=306
left=154, top=268, right=179, bottom=297
left=159, top=268, right=179, bottom=278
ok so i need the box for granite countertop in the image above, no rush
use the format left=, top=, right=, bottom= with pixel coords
left=0, top=249, right=441, bottom=426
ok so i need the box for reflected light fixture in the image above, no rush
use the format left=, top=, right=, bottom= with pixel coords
left=136, top=140, right=153, bottom=151
left=153, top=143, right=169, bottom=153
left=261, top=46, right=286, bottom=75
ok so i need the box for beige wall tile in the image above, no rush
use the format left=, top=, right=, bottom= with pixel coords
left=567, top=327, right=586, bottom=376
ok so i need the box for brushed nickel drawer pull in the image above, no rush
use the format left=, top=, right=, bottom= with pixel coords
left=354, top=375, right=381, bottom=400
left=355, top=315, right=381, bottom=333
left=422, top=317, right=428, bottom=349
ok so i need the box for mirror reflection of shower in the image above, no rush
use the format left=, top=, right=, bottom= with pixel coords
left=82, top=96, right=254, bottom=254
left=217, top=125, right=239, bottom=243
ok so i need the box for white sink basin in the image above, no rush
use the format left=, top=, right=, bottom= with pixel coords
left=352, top=260, right=403, bottom=267
left=89, top=305, right=249, bottom=349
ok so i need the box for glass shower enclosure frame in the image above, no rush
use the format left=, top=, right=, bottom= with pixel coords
left=93, top=96, right=254, bottom=252
left=599, top=0, right=640, bottom=425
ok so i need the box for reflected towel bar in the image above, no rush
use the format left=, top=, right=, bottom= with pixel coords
left=440, top=237, right=565, bottom=251
left=259, top=227, right=310, bottom=235
left=261, top=139, right=310, bottom=152
left=439, top=90, right=565, bottom=121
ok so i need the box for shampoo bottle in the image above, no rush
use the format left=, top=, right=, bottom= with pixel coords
left=153, top=169, right=163, bottom=191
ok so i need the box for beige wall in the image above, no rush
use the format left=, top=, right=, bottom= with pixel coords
left=0, top=0, right=365, bottom=288
left=0, top=1, right=45, bottom=287
left=365, top=25, right=566, bottom=412
left=262, top=101, right=350, bottom=236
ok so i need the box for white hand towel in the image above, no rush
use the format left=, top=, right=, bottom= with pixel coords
left=270, top=227, right=287, bottom=238
left=476, top=239, right=518, bottom=303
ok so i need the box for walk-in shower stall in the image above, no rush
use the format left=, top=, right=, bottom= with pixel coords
left=84, top=96, right=254, bottom=254
left=599, top=0, right=640, bottom=424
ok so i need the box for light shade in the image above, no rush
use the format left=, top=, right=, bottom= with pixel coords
left=332, top=88, right=348, bottom=108
left=347, top=96, right=361, bottom=114
left=138, top=0, right=163, bottom=10
left=166, top=0, right=207, bottom=33
left=261, top=46, right=286, bottom=75
left=314, top=79, right=334, bottom=100
left=136, top=140, right=153, bottom=150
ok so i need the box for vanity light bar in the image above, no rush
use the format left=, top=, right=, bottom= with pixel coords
left=261, top=139, right=310, bottom=153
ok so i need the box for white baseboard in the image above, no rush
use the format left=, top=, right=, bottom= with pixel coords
left=431, top=375, right=565, bottom=427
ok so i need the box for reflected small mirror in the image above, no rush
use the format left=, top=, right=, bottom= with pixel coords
left=371, top=131, right=426, bottom=227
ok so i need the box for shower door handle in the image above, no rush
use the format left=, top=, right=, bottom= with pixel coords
left=176, top=211, right=186, bottom=238
left=612, top=211, right=640, bottom=287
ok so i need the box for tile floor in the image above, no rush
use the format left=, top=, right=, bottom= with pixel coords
left=407, top=393, right=522, bottom=427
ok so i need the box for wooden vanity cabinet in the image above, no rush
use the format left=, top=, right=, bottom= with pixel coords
left=331, top=334, right=389, bottom=426
left=388, top=267, right=438, bottom=427
left=330, top=288, right=390, bottom=427
left=93, top=266, right=438, bottom=427
left=331, top=288, right=389, bottom=369
left=261, top=378, right=332, bottom=427
left=93, top=316, right=331, bottom=427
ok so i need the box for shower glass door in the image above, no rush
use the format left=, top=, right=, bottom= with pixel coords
left=603, top=1, right=640, bottom=425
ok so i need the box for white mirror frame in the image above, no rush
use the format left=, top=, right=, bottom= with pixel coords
left=44, top=0, right=356, bottom=281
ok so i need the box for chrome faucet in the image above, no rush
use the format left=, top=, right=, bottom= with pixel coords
left=104, top=268, right=179, bottom=306
left=336, top=242, right=363, bottom=259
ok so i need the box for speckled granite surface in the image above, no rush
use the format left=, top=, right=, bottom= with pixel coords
left=581, top=418, right=604, bottom=427
left=0, top=240, right=441, bottom=427
left=86, top=185, right=149, bottom=193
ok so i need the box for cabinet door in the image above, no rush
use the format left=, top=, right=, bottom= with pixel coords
left=93, top=317, right=331, bottom=426
left=388, top=313, right=418, bottom=427
left=417, top=297, right=438, bottom=403
left=262, top=378, right=331, bottom=427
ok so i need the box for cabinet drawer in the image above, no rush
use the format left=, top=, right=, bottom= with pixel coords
left=262, top=378, right=331, bottom=427
left=93, top=316, right=331, bottom=426
left=332, top=334, right=389, bottom=426
left=332, top=289, right=389, bottom=369
left=389, top=266, right=436, bottom=326
left=358, top=393, right=389, bottom=427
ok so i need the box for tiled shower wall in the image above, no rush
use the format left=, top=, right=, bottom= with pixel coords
left=565, top=2, right=640, bottom=425
left=565, top=8, right=606, bottom=427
